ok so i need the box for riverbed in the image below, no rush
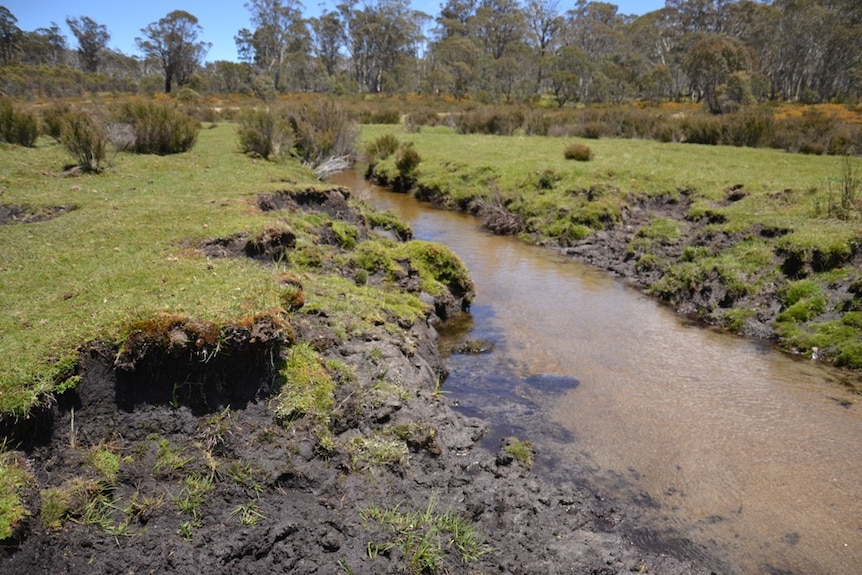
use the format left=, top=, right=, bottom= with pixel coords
left=334, top=171, right=862, bottom=575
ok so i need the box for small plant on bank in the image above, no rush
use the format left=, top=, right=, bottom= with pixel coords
left=361, top=496, right=490, bottom=574
left=0, top=446, right=33, bottom=540
left=366, top=133, right=400, bottom=162
left=563, top=143, right=593, bottom=162
left=395, top=142, right=422, bottom=188
left=61, top=110, right=108, bottom=172
left=503, top=437, right=534, bottom=467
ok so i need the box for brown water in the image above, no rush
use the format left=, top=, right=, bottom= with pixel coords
left=334, top=172, right=862, bottom=575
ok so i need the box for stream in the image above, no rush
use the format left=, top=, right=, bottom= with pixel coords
left=332, top=171, right=862, bottom=575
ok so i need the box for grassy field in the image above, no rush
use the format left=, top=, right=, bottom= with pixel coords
left=364, top=125, right=862, bottom=367
left=0, top=125, right=305, bottom=414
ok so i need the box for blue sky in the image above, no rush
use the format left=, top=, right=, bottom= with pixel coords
left=5, top=0, right=666, bottom=63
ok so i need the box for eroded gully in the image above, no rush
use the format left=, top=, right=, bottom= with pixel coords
left=332, top=171, right=862, bottom=575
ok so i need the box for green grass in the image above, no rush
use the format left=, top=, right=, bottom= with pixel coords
left=363, top=125, right=862, bottom=367
left=361, top=496, right=490, bottom=574
left=0, top=446, right=32, bottom=539
left=0, top=125, right=317, bottom=416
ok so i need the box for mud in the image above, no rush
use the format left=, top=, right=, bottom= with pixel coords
left=0, top=203, right=74, bottom=224
left=0, top=188, right=718, bottom=574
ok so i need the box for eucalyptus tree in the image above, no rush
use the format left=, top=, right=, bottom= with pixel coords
left=309, top=9, right=344, bottom=79
left=473, top=0, right=529, bottom=98
left=137, top=10, right=211, bottom=93
left=683, top=33, right=749, bottom=112
left=338, top=0, right=426, bottom=93
left=0, top=6, right=21, bottom=65
left=237, top=0, right=310, bottom=91
left=525, top=0, right=563, bottom=93
left=66, top=16, right=109, bottom=73
left=19, top=24, right=67, bottom=66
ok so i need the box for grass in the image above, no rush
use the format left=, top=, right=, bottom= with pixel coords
left=363, top=125, right=862, bottom=367
left=0, top=124, right=311, bottom=416
left=0, top=446, right=32, bottom=540
left=361, top=496, right=490, bottom=574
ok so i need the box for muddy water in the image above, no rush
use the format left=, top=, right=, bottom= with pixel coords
left=334, top=172, right=862, bottom=575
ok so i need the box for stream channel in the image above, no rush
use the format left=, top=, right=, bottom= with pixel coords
left=333, top=171, right=862, bottom=575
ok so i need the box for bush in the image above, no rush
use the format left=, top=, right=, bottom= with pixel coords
left=580, top=120, right=609, bottom=139
left=286, top=98, right=358, bottom=167
left=237, top=107, right=293, bottom=161
left=114, top=100, right=199, bottom=155
left=681, top=116, right=722, bottom=145
left=61, top=111, right=108, bottom=173
left=366, top=133, right=400, bottom=162
left=393, top=143, right=421, bottom=190
left=0, top=97, right=39, bottom=147
left=564, top=143, right=593, bottom=162
left=40, top=102, right=72, bottom=141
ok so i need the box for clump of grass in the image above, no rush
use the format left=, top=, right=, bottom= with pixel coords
left=348, top=434, right=409, bottom=470
left=361, top=496, right=490, bottom=574
left=563, top=143, right=593, bottom=161
left=274, top=342, right=336, bottom=447
left=503, top=437, right=534, bottom=467
left=0, top=446, right=33, bottom=540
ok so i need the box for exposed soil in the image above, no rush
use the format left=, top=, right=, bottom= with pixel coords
left=0, top=188, right=719, bottom=574
left=0, top=203, right=75, bottom=224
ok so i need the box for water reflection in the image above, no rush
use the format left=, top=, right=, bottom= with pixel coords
left=334, top=171, right=862, bottom=575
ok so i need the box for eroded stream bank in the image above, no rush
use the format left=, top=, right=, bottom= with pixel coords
left=336, top=170, right=862, bottom=575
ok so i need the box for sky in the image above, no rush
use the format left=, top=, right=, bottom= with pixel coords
left=5, top=0, right=666, bottom=63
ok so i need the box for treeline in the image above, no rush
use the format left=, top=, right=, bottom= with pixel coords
left=1, top=0, right=860, bottom=108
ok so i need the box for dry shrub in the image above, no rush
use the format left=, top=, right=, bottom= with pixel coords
left=564, top=143, right=594, bottom=162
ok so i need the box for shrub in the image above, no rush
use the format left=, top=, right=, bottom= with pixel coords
left=60, top=111, right=108, bottom=173
left=580, top=120, right=609, bottom=139
left=237, top=107, right=293, bottom=161
left=564, top=143, right=593, bottom=162
left=722, top=108, right=773, bottom=148
left=366, top=133, right=400, bottom=162
left=0, top=97, right=39, bottom=147
left=681, top=116, right=722, bottom=145
left=456, top=106, right=523, bottom=135
left=114, top=100, right=199, bottom=155
left=286, top=98, right=358, bottom=167
left=395, top=143, right=421, bottom=181
left=40, top=102, right=71, bottom=141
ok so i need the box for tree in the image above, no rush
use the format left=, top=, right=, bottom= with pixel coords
left=137, top=11, right=210, bottom=93
left=66, top=16, right=109, bottom=73
left=525, top=0, right=563, bottom=92
left=238, top=0, right=308, bottom=90
left=338, top=0, right=426, bottom=93
left=18, top=24, right=67, bottom=66
left=309, top=10, right=344, bottom=78
left=684, top=33, right=749, bottom=112
left=0, top=6, right=21, bottom=65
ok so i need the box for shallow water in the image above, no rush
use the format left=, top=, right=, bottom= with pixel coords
left=334, top=171, right=862, bottom=575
